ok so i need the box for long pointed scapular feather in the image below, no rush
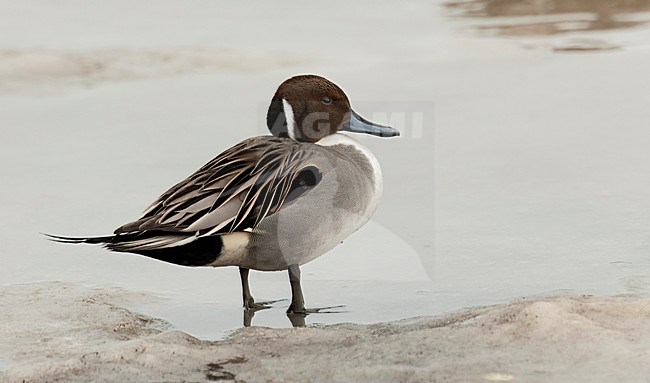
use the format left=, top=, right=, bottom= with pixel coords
left=113, top=137, right=322, bottom=237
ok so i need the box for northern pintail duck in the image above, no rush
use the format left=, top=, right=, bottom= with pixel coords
left=48, top=74, right=400, bottom=314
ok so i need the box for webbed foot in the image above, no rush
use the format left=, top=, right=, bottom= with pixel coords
left=245, top=298, right=285, bottom=311
left=286, top=305, right=346, bottom=327
left=286, top=304, right=345, bottom=315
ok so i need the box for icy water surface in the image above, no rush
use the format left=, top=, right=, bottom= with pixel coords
left=2, top=0, right=650, bottom=339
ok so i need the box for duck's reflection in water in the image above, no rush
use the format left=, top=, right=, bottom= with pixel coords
left=243, top=305, right=347, bottom=328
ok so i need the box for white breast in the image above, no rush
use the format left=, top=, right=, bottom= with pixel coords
left=316, top=133, right=384, bottom=200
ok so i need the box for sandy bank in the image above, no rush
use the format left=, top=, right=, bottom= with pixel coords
left=1, top=282, right=649, bottom=382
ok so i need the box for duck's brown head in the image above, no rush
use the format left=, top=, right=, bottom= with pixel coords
left=266, top=75, right=400, bottom=143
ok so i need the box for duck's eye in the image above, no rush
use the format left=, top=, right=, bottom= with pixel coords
left=322, top=97, right=332, bottom=105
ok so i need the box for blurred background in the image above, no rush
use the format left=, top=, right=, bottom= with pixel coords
left=1, top=0, right=650, bottom=338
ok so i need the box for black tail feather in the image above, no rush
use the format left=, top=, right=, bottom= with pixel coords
left=42, top=233, right=114, bottom=245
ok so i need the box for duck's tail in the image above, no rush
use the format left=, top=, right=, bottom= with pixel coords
left=43, top=233, right=114, bottom=245
left=43, top=231, right=226, bottom=267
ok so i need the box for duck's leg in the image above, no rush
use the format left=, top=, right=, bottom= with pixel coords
left=287, top=264, right=306, bottom=314
left=241, top=267, right=283, bottom=327
left=239, top=267, right=255, bottom=309
left=285, top=265, right=345, bottom=321
left=239, top=267, right=282, bottom=318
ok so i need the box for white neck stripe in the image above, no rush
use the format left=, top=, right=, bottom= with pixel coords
left=282, top=98, right=296, bottom=140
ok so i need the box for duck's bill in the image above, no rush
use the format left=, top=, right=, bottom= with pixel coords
left=341, top=110, right=401, bottom=138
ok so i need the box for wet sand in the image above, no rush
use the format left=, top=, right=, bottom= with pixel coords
left=3, top=282, right=650, bottom=382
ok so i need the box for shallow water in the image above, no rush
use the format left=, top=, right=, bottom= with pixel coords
left=1, top=0, right=650, bottom=339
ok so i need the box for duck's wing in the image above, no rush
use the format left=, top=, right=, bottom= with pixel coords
left=114, top=137, right=322, bottom=237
